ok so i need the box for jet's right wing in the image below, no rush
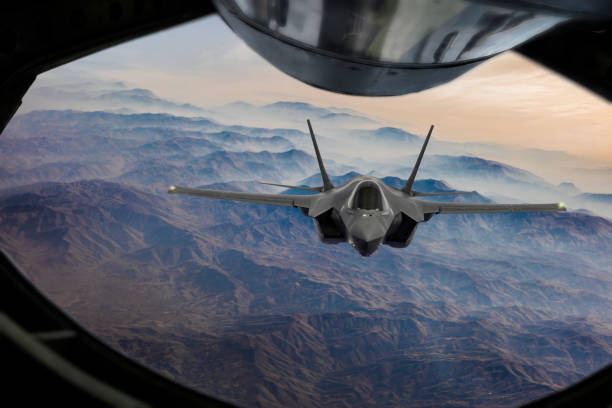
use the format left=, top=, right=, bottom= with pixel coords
left=412, top=191, right=475, bottom=197
left=417, top=200, right=566, bottom=214
left=168, top=185, right=316, bottom=208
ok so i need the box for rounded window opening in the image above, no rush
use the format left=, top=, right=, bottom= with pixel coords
left=2, top=11, right=611, bottom=408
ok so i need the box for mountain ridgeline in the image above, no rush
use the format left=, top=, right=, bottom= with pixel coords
left=0, top=105, right=611, bottom=407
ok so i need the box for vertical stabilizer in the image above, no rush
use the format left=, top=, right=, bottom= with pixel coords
left=402, top=125, right=434, bottom=194
left=307, top=119, right=334, bottom=191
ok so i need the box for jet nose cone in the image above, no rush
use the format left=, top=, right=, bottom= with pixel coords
left=351, top=236, right=383, bottom=257
left=348, top=218, right=386, bottom=256
left=350, top=218, right=386, bottom=243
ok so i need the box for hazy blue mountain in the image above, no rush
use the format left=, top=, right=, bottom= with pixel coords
left=4, top=110, right=222, bottom=137
left=224, top=126, right=311, bottom=143
left=134, top=136, right=221, bottom=158
left=577, top=193, right=612, bottom=203
left=0, top=110, right=310, bottom=188
left=263, top=101, right=333, bottom=116
left=324, top=106, right=366, bottom=116
left=23, top=81, right=216, bottom=117
left=219, top=100, right=378, bottom=128
left=262, top=102, right=375, bottom=126
left=25, top=82, right=377, bottom=128
left=299, top=171, right=361, bottom=187
left=203, top=131, right=294, bottom=152
left=558, top=182, right=581, bottom=195
left=391, top=154, right=568, bottom=203
left=570, top=193, right=612, bottom=219
left=417, top=155, right=546, bottom=184
left=222, top=101, right=254, bottom=110
left=95, top=88, right=207, bottom=114
left=115, top=149, right=321, bottom=188
left=353, top=127, right=421, bottom=144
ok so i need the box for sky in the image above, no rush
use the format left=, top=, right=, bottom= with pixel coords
left=26, top=15, right=612, bottom=163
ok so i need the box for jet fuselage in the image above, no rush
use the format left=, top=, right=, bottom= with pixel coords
left=308, top=176, right=419, bottom=256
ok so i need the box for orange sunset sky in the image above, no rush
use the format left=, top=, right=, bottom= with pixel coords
left=24, top=15, right=612, bottom=163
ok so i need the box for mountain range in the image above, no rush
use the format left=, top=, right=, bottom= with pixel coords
left=352, top=127, right=422, bottom=144
left=219, top=101, right=379, bottom=128
left=0, top=178, right=610, bottom=408
left=0, top=104, right=611, bottom=407
left=4, top=110, right=610, bottom=210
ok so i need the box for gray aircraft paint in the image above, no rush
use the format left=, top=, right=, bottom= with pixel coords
left=169, top=121, right=565, bottom=256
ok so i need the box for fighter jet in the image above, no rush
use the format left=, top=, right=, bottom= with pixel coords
left=169, top=120, right=566, bottom=256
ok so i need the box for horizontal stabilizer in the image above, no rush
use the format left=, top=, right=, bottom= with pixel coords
left=258, top=181, right=323, bottom=192
left=413, top=190, right=475, bottom=197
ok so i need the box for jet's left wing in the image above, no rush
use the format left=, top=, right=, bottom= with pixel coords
left=417, top=200, right=566, bottom=214
left=168, top=185, right=316, bottom=208
left=258, top=181, right=323, bottom=192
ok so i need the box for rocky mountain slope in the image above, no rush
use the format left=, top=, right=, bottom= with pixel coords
left=1, top=179, right=610, bottom=407
left=1, top=108, right=611, bottom=407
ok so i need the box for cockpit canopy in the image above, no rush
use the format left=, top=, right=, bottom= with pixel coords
left=352, top=183, right=383, bottom=211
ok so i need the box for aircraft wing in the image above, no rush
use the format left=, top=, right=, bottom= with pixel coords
left=412, top=191, right=474, bottom=197
left=168, top=185, right=316, bottom=208
left=417, top=200, right=566, bottom=214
